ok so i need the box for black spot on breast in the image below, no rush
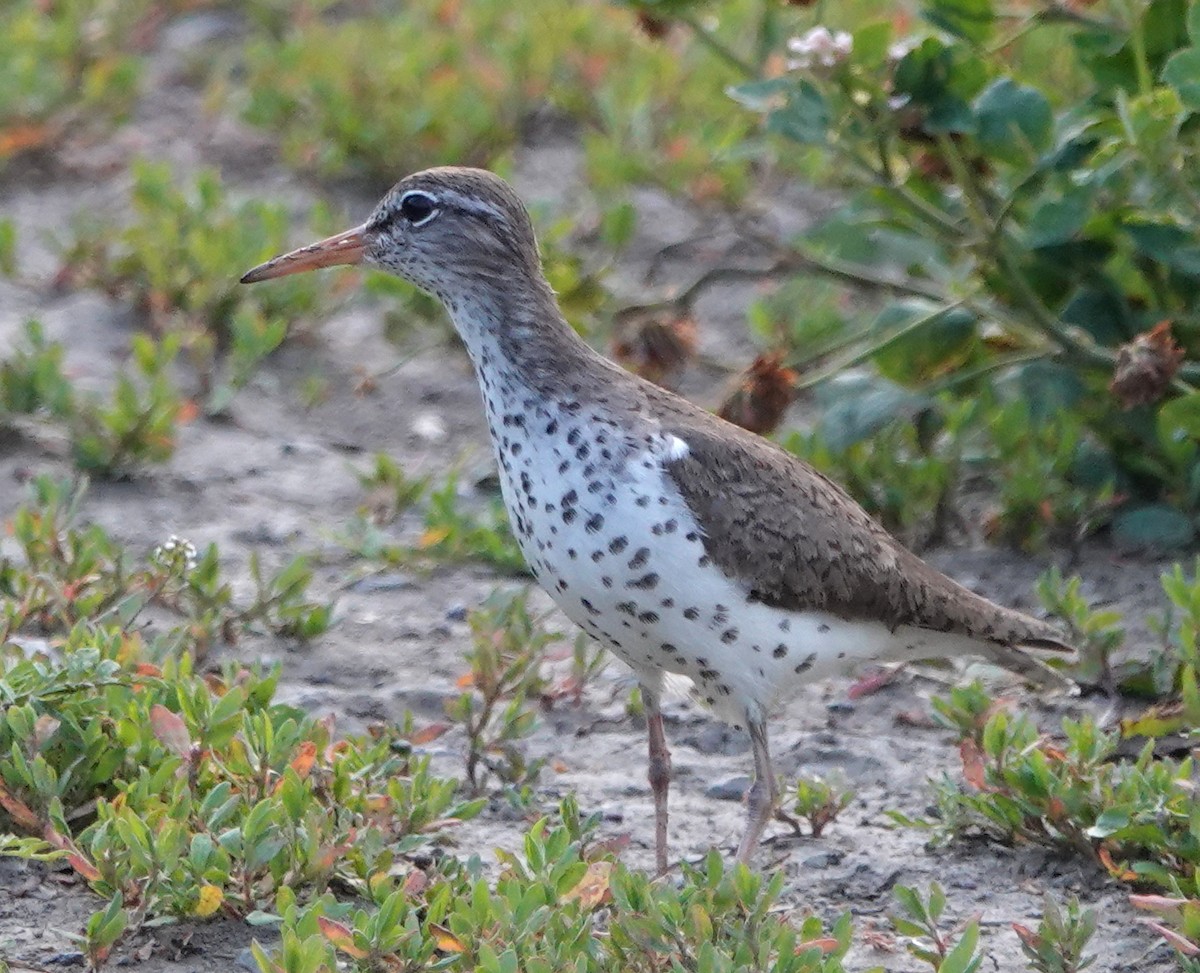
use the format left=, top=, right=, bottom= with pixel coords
left=585, top=514, right=603, bottom=533
left=616, top=601, right=636, bottom=616
left=773, top=644, right=788, bottom=658
left=683, top=607, right=699, bottom=620
left=628, top=547, right=650, bottom=569
left=591, top=550, right=604, bottom=563
left=638, top=611, right=658, bottom=624
left=567, top=428, right=581, bottom=446
left=567, top=548, right=577, bottom=559
left=721, top=629, right=739, bottom=644
left=602, top=576, right=613, bottom=588
left=581, top=598, right=602, bottom=617
left=545, top=419, right=558, bottom=435
left=627, top=572, right=659, bottom=590
left=609, top=536, right=628, bottom=554
left=698, top=555, right=712, bottom=568
left=818, top=623, right=831, bottom=634
left=563, top=509, right=577, bottom=525
left=794, top=652, right=817, bottom=674
left=779, top=618, right=791, bottom=633
left=562, top=489, right=578, bottom=507
left=661, top=597, right=674, bottom=608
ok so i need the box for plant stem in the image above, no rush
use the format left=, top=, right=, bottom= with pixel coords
left=676, top=13, right=759, bottom=80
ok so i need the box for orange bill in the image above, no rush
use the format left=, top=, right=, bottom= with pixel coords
left=240, top=224, right=370, bottom=283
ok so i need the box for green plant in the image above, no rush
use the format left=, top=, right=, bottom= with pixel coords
left=633, top=0, right=1200, bottom=526
left=784, top=772, right=855, bottom=838
left=253, top=807, right=857, bottom=973
left=355, top=452, right=429, bottom=525
left=233, top=0, right=762, bottom=200
left=1036, top=567, right=1126, bottom=689
left=890, top=882, right=983, bottom=973
left=445, top=591, right=562, bottom=793
left=0, top=0, right=143, bottom=165
left=59, top=161, right=329, bottom=412
left=0, top=476, right=330, bottom=655
left=341, top=468, right=526, bottom=575
left=0, top=322, right=185, bottom=477
left=1013, top=894, right=1097, bottom=973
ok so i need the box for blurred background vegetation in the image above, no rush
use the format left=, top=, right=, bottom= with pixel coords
left=7, top=0, right=1200, bottom=557
left=10, top=0, right=1200, bottom=969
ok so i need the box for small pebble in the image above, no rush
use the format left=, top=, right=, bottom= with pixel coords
left=802, top=850, right=845, bottom=869
left=445, top=603, right=468, bottom=622
left=826, top=700, right=855, bottom=714
left=352, top=572, right=416, bottom=593
left=704, top=776, right=751, bottom=802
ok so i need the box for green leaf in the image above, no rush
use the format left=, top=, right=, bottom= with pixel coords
left=1126, top=221, right=1200, bottom=275
left=870, top=302, right=978, bottom=386
left=923, top=0, right=994, bottom=44
left=974, top=78, right=1052, bottom=159
left=764, top=80, right=829, bottom=145
left=1086, top=807, right=1132, bottom=838
left=937, top=919, right=981, bottom=973
left=817, top=379, right=932, bottom=452
left=1163, top=48, right=1200, bottom=110
left=1112, top=504, right=1196, bottom=550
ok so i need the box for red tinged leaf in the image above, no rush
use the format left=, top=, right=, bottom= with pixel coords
left=959, top=738, right=989, bottom=791
left=0, top=781, right=42, bottom=832
left=150, top=704, right=192, bottom=756
left=317, top=917, right=369, bottom=958
left=289, top=741, right=317, bottom=778
left=1141, top=920, right=1200, bottom=957
left=1011, top=924, right=1040, bottom=951
left=67, top=853, right=102, bottom=882
left=562, top=861, right=613, bottom=909
left=402, top=869, right=428, bottom=897
left=847, top=667, right=900, bottom=700
left=409, top=722, right=451, bottom=745
left=795, top=938, right=840, bottom=955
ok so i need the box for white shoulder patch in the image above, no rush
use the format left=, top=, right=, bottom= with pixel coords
left=662, top=434, right=689, bottom=461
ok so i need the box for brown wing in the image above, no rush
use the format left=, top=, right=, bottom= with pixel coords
left=659, top=412, right=1066, bottom=648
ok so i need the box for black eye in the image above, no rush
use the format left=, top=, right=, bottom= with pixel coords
left=399, top=192, right=437, bottom=225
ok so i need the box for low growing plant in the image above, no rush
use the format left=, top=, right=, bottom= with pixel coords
left=58, top=161, right=331, bottom=413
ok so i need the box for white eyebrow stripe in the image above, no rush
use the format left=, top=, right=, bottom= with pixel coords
left=439, top=189, right=504, bottom=220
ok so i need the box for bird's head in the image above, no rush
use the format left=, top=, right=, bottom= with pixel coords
left=241, top=167, right=542, bottom=301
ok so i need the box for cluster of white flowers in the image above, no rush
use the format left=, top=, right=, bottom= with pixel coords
left=153, top=534, right=199, bottom=573
left=787, top=27, right=852, bottom=72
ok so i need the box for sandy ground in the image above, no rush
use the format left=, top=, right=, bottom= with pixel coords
left=0, top=12, right=1187, bottom=972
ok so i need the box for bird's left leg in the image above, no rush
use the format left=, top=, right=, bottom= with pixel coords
left=642, top=682, right=672, bottom=877
left=734, top=716, right=777, bottom=865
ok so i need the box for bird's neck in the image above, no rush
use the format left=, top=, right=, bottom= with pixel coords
left=446, top=275, right=603, bottom=405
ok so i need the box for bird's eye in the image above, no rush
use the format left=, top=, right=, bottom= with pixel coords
left=399, top=192, right=437, bottom=226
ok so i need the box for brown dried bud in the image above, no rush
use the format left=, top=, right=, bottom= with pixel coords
left=717, top=351, right=797, bottom=435
left=612, top=312, right=697, bottom=388
left=1110, top=321, right=1184, bottom=409
left=635, top=12, right=671, bottom=40
left=783, top=0, right=819, bottom=6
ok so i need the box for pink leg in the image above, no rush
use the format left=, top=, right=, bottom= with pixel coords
left=643, top=684, right=671, bottom=876
left=735, top=717, right=777, bottom=866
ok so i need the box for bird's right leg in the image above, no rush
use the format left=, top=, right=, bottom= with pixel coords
left=642, top=682, right=671, bottom=877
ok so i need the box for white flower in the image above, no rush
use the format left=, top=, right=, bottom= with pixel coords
left=787, top=27, right=853, bottom=72
left=888, top=38, right=919, bottom=63
left=153, top=534, right=199, bottom=574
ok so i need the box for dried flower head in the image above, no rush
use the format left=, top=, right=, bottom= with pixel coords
left=153, top=533, right=199, bottom=574
left=635, top=12, right=671, bottom=40
left=787, top=26, right=852, bottom=72
left=718, top=351, right=797, bottom=435
left=1110, top=321, right=1185, bottom=409
left=612, top=312, right=698, bottom=388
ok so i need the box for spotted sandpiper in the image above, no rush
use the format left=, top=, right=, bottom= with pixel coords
left=242, top=167, right=1073, bottom=873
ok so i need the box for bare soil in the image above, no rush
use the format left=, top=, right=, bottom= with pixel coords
left=0, top=13, right=1186, bottom=972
